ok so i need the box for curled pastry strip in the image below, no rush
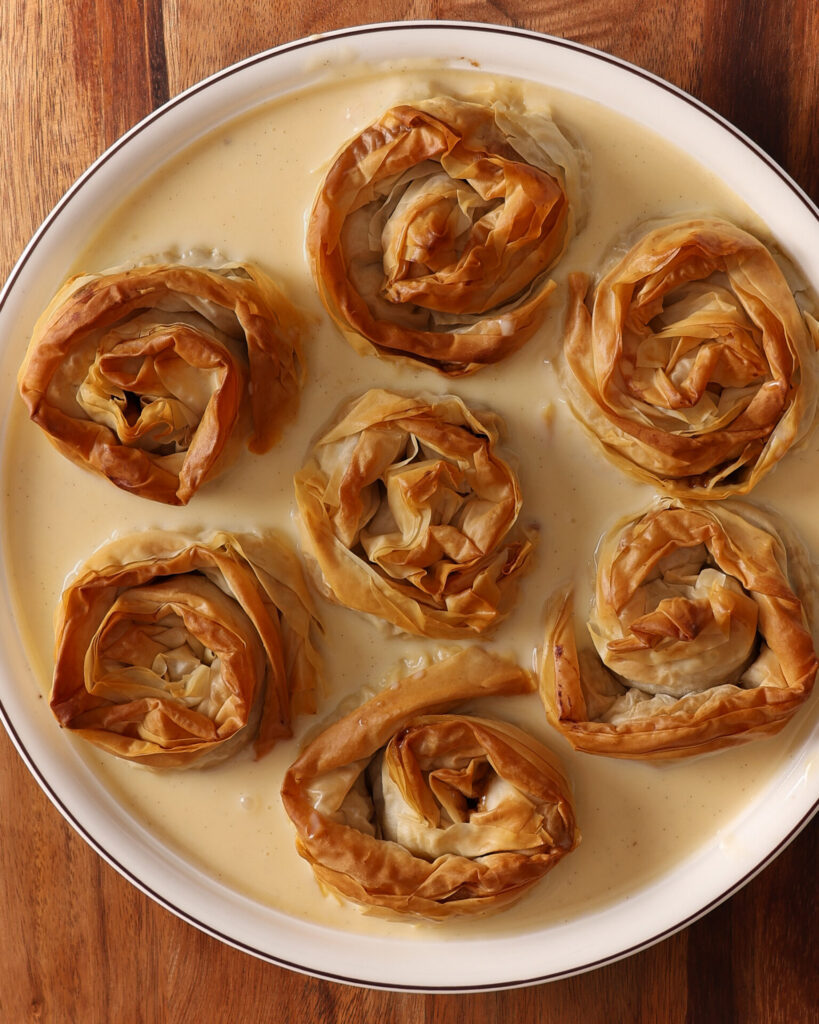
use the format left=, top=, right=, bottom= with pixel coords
left=561, top=218, right=819, bottom=496
left=308, top=95, right=584, bottom=375
left=281, top=647, right=579, bottom=920
left=50, top=530, right=322, bottom=767
left=294, top=389, right=534, bottom=637
left=540, top=500, right=818, bottom=758
left=18, top=259, right=308, bottom=504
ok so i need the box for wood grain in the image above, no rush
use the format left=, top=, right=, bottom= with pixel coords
left=1, top=2, right=817, bottom=1022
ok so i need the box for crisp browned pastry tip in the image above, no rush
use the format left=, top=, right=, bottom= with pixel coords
left=308, top=95, right=584, bottom=375
left=50, top=530, right=323, bottom=767
left=540, top=500, right=818, bottom=758
left=294, top=389, right=534, bottom=637
left=281, top=647, right=579, bottom=920
left=561, top=218, right=819, bottom=496
left=18, top=259, right=308, bottom=504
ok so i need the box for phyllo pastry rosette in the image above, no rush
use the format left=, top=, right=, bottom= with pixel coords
left=18, top=258, right=308, bottom=504
left=294, top=389, right=533, bottom=637
left=541, top=500, right=818, bottom=758
left=50, top=530, right=322, bottom=767
left=561, top=218, right=819, bottom=496
left=308, top=95, right=584, bottom=375
left=281, top=647, right=579, bottom=920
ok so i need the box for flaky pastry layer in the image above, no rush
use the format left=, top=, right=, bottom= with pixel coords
left=50, top=529, right=322, bottom=766
left=541, top=500, right=818, bottom=758
left=561, top=218, right=819, bottom=496
left=294, top=389, right=534, bottom=637
left=281, top=647, right=578, bottom=919
left=308, top=95, right=583, bottom=374
left=18, top=260, right=307, bottom=504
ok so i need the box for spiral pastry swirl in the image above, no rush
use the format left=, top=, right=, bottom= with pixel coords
left=18, top=259, right=307, bottom=504
left=541, top=500, right=818, bottom=758
left=308, top=95, right=584, bottom=375
left=561, top=218, right=818, bottom=496
left=281, top=648, right=579, bottom=920
left=294, top=389, right=533, bottom=637
left=50, top=530, right=322, bottom=767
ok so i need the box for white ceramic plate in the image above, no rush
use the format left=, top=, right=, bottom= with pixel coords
left=0, top=21, right=817, bottom=992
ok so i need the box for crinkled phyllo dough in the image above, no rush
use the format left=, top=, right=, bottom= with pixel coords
left=294, top=389, right=534, bottom=637
left=540, top=500, right=818, bottom=758
left=281, top=647, right=579, bottom=920
left=308, top=95, right=585, bottom=375
left=50, top=530, right=322, bottom=767
left=18, top=259, right=308, bottom=504
left=561, top=218, right=819, bottom=496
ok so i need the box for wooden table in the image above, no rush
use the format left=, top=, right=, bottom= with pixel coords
left=1, top=3, right=816, bottom=1021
